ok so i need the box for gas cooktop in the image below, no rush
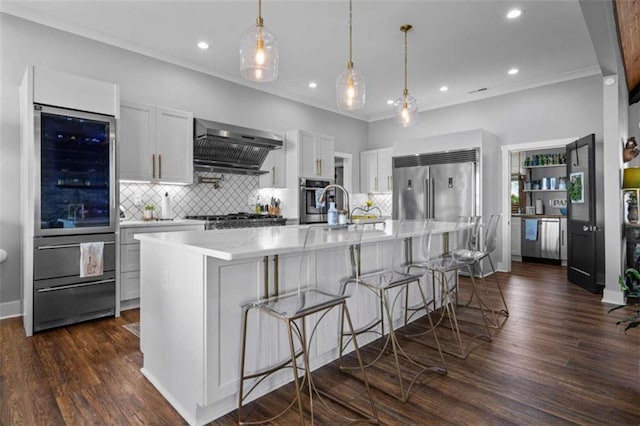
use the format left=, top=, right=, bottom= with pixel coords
left=185, top=213, right=286, bottom=229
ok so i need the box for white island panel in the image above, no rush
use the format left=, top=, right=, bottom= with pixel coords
left=136, top=220, right=455, bottom=425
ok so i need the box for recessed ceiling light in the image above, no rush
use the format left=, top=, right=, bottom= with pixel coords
left=508, top=68, right=519, bottom=75
left=604, top=76, right=616, bottom=86
left=440, top=86, right=449, bottom=92
left=507, top=8, right=522, bottom=19
left=197, top=41, right=209, bottom=50
left=386, top=99, right=394, bottom=105
left=308, top=82, right=318, bottom=89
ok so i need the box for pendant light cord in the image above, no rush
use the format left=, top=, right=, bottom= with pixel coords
left=257, top=0, right=263, bottom=26
left=348, top=0, right=353, bottom=68
left=403, top=26, right=408, bottom=95
left=400, top=24, right=412, bottom=97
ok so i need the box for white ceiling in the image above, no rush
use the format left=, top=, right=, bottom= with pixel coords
left=1, top=0, right=601, bottom=122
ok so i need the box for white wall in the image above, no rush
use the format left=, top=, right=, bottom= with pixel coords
left=0, top=13, right=368, bottom=309
left=631, top=102, right=640, bottom=143
left=369, top=75, right=603, bottom=149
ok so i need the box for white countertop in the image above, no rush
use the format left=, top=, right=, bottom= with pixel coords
left=135, top=220, right=459, bottom=261
left=120, top=218, right=206, bottom=228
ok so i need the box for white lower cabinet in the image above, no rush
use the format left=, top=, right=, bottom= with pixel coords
left=119, top=223, right=204, bottom=305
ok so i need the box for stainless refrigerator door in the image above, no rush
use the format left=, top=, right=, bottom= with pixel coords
left=428, top=162, right=476, bottom=222
left=393, top=166, right=428, bottom=220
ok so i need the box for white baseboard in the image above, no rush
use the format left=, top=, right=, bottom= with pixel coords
left=120, top=298, right=140, bottom=311
left=602, top=288, right=625, bottom=306
left=0, top=300, right=22, bottom=320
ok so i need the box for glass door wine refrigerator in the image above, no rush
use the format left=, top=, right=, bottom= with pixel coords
left=32, top=104, right=117, bottom=332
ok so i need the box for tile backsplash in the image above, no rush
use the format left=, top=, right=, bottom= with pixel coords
left=351, top=193, right=392, bottom=216
left=119, top=171, right=260, bottom=219
left=120, top=172, right=394, bottom=220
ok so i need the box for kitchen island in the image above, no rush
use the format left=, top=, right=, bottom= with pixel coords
left=135, top=220, right=457, bottom=425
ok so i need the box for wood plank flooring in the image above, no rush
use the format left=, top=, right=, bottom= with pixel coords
left=1, top=262, right=639, bottom=425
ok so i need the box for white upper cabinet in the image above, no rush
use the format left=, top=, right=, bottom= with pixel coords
left=296, top=130, right=335, bottom=180
left=360, top=147, right=393, bottom=193
left=259, top=146, right=286, bottom=188
left=119, top=101, right=193, bottom=184
left=155, top=107, right=193, bottom=184
left=32, top=66, right=119, bottom=116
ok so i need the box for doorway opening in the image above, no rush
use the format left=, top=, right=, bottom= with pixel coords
left=500, top=138, right=576, bottom=273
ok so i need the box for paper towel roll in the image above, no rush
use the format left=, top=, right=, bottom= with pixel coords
left=535, top=199, right=544, bottom=215
left=161, top=192, right=173, bottom=219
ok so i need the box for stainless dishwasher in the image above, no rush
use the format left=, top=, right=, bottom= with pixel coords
left=521, top=218, right=560, bottom=260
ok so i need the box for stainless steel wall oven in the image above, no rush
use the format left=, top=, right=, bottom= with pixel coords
left=299, top=178, right=332, bottom=224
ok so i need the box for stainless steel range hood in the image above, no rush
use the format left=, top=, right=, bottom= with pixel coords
left=193, top=118, right=283, bottom=175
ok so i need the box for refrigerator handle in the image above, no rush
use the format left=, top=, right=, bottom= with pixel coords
left=430, top=178, right=435, bottom=218
left=425, top=178, right=432, bottom=219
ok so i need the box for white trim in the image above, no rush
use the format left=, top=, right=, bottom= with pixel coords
left=500, top=138, right=577, bottom=272
left=334, top=151, right=353, bottom=195
left=0, top=300, right=22, bottom=320
left=602, top=289, right=625, bottom=306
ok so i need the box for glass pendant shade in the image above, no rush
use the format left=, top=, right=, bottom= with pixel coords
left=336, top=66, right=365, bottom=110
left=394, top=93, right=418, bottom=127
left=240, top=24, right=279, bottom=82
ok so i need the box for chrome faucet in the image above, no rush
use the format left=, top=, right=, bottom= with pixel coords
left=319, top=184, right=350, bottom=219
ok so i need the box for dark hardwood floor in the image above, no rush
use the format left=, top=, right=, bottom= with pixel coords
left=1, top=262, right=638, bottom=425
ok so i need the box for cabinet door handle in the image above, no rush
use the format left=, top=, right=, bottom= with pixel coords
left=319, top=159, right=322, bottom=176
left=272, top=166, right=276, bottom=185
left=388, top=176, right=391, bottom=191
left=152, top=154, right=156, bottom=179
left=561, top=229, right=565, bottom=245
left=374, top=177, right=378, bottom=191
left=159, top=155, right=162, bottom=179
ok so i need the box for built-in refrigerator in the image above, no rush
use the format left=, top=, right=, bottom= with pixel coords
left=392, top=149, right=479, bottom=221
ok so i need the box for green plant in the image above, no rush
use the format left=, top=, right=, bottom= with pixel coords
left=609, top=268, right=640, bottom=332
left=144, top=203, right=155, bottom=211
left=568, top=174, right=583, bottom=202
left=511, top=194, right=519, bottom=204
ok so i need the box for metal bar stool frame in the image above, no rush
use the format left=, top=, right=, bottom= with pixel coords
left=338, top=220, right=447, bottom=403
left=454, top=214, right=508, bottom=329
left=406, top=219, right=493, bottom=360
left=238, top=225, right=378, bottom=425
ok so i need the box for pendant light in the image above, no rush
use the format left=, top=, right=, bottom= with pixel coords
left=336, top=0, right=365, bottom=110
left=394, top=24, right=418, bottom=127
left=240, top=0, right=279, bottom=82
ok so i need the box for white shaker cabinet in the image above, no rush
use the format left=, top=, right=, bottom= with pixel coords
left=294, top=130, right=335, bottom=180
left=119, top=222, right=204, bottom=307
left=259, top=146, right=286, bottom=188
left=119, top=101, right=193, bottom=184
left=360, top=148, right=393, bottom=193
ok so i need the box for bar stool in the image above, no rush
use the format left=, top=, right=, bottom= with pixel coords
left=238, top=224, right=378, bottom=424
left=406, top=219, right=492, bottom=359
left=453, top=214, right=508, bottom=328
left=339, top=220, right=447, bottom=403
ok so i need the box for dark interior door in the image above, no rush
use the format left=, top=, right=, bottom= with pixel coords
left=566, top=134, right=599, bottom=293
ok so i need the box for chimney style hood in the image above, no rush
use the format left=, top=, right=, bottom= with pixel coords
left=193, top=118, right=283, bottom=175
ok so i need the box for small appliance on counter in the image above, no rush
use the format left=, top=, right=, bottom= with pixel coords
left=535, top=199, right=544, bottom=215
